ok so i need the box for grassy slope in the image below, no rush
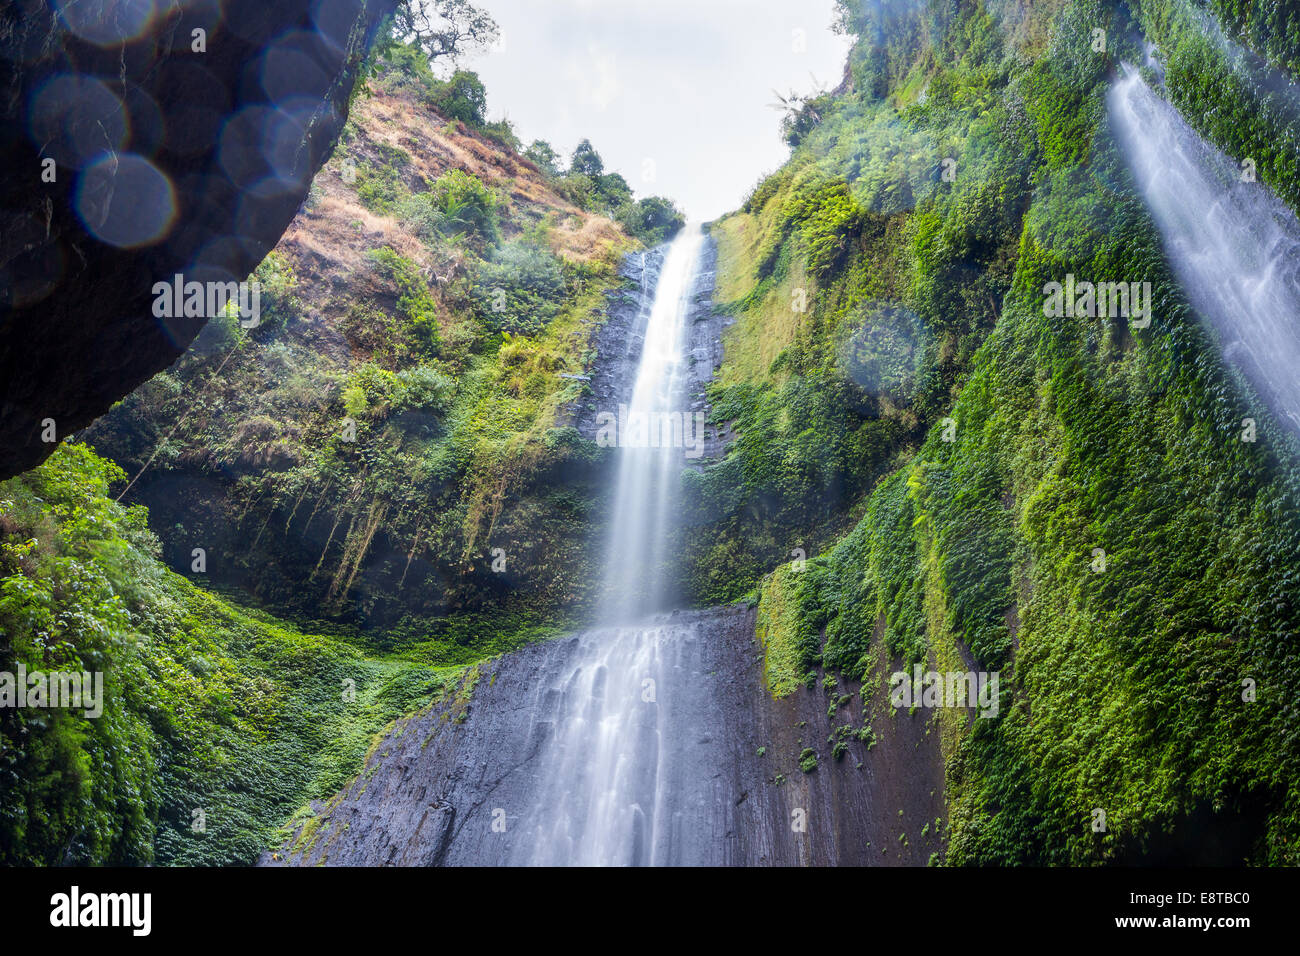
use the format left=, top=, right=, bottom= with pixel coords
left=707, top=0, right=1300, bottom=863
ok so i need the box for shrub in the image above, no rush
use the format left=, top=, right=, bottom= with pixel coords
left=786, top=178, right=863, bottom=279
left=799, top=748, right=819, bottom=773
left=248, top=250, right=299, bottom=337
left=424, top=70, right=488, bottom=126
left=616, top=196, right=686, bottom=246
left=569, top=138, right=604, bottom=177
left=553, top=173, right=595, bottom=211
left=394, top=364, right=455, bottom=413
left=353, top=146, right=411, bottom=215
left=366, top=247, right=440, bottom=356
left=403, top=169, right=500, bottom=249
left=595, top=172, right=633, bottom=209
left=524, top=140, right=561, bottom=176
left=342, top=384, right=369, bottom=419
left=471, top=239, right=566, bottom=334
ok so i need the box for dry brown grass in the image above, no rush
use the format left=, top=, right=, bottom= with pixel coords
left=266, top=81, right=630, bottom=370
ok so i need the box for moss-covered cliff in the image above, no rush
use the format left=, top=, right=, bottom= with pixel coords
left=0, top=442, right=528, bottom=864
left=696, top=0, right=1300, bottom=864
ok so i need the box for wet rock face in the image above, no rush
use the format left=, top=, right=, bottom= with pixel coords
left=569, top=230, right=733, bottom=461
left=263, top=606, right=947, bottom=867
left=0, top=0, right=395, bottom=480
left=568, top=243, right=667, bottom=439
left=684, top=227, right=734, bottom=462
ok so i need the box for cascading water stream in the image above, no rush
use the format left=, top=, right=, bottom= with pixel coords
left=261, top=223, right=958, bottom=869
left=600, top=224, right=706, bottom=620
left=1109, top=65, right=1300, bottom=431
left=507, top=224, right=709, bottom=865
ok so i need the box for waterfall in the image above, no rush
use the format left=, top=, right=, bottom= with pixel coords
left=262, top=226, right=948, bottom=870
left=510, top=225, right=708, bottom=865
left=600, top=224, right=707, bottom=620
left=1108, top=65, right=1300, bottom=432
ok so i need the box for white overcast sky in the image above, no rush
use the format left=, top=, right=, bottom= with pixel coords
left=461, top=0, right=853, bottom=221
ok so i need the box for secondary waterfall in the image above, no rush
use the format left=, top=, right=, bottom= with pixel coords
left=1109, top=65, right=1300, bottom=432
left=511, top=224, right=708, bottom=865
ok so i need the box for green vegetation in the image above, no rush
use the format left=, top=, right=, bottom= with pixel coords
left=471, top=236, right=568, bottom=335
left=703, top=0, right=1300, bottom=864
left=0, top=444, right=539, bottom=865
left=1200, top=0, right=1300, bottom=76
left=799, top=747, right=819, bottom=773
left=366, top=247, right=442, bottom=355
left=678, top=0, right=1034, bottom=605
left=754, top=563, right=823, bottom=696
left=402, top=168, right=503, bottom=250
left=365, top=36, right=685, bottom=246
left=6, top=0, right=686, bottom=869
left=425, top=70, right=490, bottom=127
left=13, top=0, right=1300, bottom=870
left=36, top=32, right=679, bottom=862
left=526, top=136, right=687, bottom=246
left=85, top=52, right=639, bottom=629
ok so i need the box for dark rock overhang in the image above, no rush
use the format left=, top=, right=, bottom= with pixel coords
left=0, top=0, right=397, bottom=479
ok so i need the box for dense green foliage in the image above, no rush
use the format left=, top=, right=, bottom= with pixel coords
left=1202, top=0, right=1300, bottom=75
left=524, top=136, right=688, bottom=245
left=426, top=70, right=490, bottom=127
left=403, top=167, right=503, bottom=250
left=32, top=40, right=670, bottom=863
left=366, top=247, right=443, bottom=354
left=708, top=0, right=1300, bottom=863
left=678, top=0, right=1035, bottom=604
left=615, top=195, right=689, bottom=246
left=14, top=0, right=1300, bottom=870
left=0, top=445, right=548, bottom=864
left=471, top=236, right=568, bottom=334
